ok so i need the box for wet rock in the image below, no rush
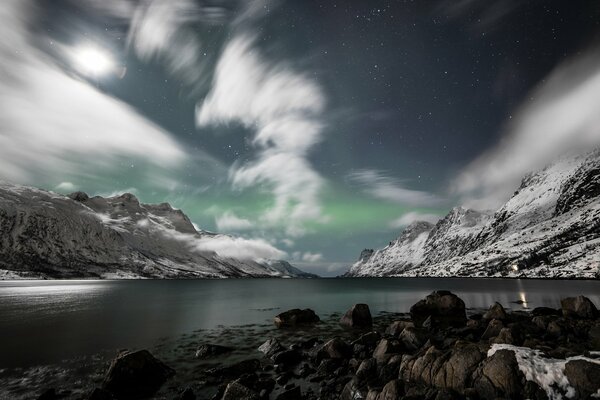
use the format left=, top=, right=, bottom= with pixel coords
left=373, top=339, right=402, bottom=363
left=564, top=359, right=600, bottom=399
left=221, top=381, right=258, bottom=400
left=491, top=327, right=517, bottom=345
left=481, top=319, right=504, bottom=340
left=195, top=344, right=233, bottom=359
left=386, top=320, right=414, bottom=337
left=258, top=338, right=285, bottom=357
left=561, top=296, right=598, bottom=319
left=399, top=327, right=428, bottom=352
left=272, top=349, right=302, bottom=367
left=316, top=338, right=352, bottom=360
left=102, top=350, right=175, bottom=399
left=88, top=388, right=115, bottom=400
left=275, top=386, right=301, bottom=400
left=472, top=349, right=524, bottom=399
left=207, top=359, right=261, bottom=379
left=410, top=291, right=467, bottom=329
left=352, top=331, right=381, bottom=347
left=274, top=309, right=320, bottom=327
left=483, top=302, right=508, bottom=321
left=340, top=379, right=368, bottom=400
left=340, top=304, right=373, bottom=328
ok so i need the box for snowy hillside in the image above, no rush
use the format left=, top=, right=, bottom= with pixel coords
left=347, top=151, right=600, bottom=278
left=0, top=183, right=315, bottom=279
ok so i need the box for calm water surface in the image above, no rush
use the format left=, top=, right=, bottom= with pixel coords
left=1, top=278, right=599, bottom=367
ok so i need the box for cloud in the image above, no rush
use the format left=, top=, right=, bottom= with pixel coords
left=454, top=49, right=600, bottom=209
left=389, top=211, right=441, bottom=229
left=55, top=182, right=77, bottom=192
left=347, top=169, right=442, bottom=206
left=301, top=252, right=323, bottom=263
left=190, top=235, right=287, bottom=260
left=0, top=1, right=187, bottom=184
left=215, top=211, right=253, bottom=231
left=197, top=35, right=328, bottom=236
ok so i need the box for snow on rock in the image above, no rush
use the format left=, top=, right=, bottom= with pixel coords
left=488, top=344, right=600, bottom=400
left=0, top=182, right=311, bottom=279
left=347, top=150, right=600, bottom=278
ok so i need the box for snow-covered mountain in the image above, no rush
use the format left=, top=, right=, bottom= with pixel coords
left=0, top=183, right=316, bottom=279
left=347, top=150, right=600, bottom=278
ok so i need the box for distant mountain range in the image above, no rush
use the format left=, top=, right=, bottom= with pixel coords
left=0, top=183, right=316, bottom=279
left=346, top=150, right=600, bottom=278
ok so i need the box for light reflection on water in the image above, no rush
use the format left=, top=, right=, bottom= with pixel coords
left=0, top=278, right=599, bottom=367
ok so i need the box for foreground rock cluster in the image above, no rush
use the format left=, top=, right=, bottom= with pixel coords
left=44, top=292, right=600, bottom=400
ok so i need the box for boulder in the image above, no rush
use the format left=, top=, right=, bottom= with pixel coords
left=472, top=349, right=524, bottom=399
left=102, top=350, right=175, bottom=399
left=399, top=327, right=427, bottom=352
left=272, top=349, right=302, bottom=367
left=483, top=302, right=508, bottom=321
left=386, top=320, right=414, bottom=337
left=178, top=387, right=196, bottom=400
left=316, top=338, right=352, bottom=360
left=351, top=331, right=381, bottom=347
left=258, top=338, right=285, bottom=357
left=589, top=324, right=600, bottom=350
left=221, top=381, right=259, bottom=400
left=340, top=304, right=373, bottom=328
left=564, top=359, right=600, bottom=400
left=274, top=309, right=320, bottom=327
left=410, top=291, right=467, bottom=328
left=195, top=344, right=232, bottom=359
left=377, top=379, right=404, bottom=399
left=561, top=296, right=598, bottom=319
left=373, top=339, right=402, bottom=363
left=355, top=358, right=378, bottom=383
left=481, top=319, right=504, bottom=340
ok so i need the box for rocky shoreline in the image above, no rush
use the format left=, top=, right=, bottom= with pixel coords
left=23, top=291, right=600, bottom=400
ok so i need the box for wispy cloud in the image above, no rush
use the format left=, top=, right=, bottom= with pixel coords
left=389, top=211, right=440, bottom=229
left=215, top=211, right=253, bottom=232
left=454, top=48, right=600, bottom=209
left=347, top=169, right=442, bottom=206
left=197, top=34, right=329, bottom=237
left=0, top=1, right=186, bottom=184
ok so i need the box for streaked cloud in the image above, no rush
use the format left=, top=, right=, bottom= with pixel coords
left=347, top=169, right=442, bottom=206
left=454, top=48, right=600, bottom=209
left=0, top=1, right=186, bottom=184
left=215, top=211, right=253, bottom=232
left=389, top=211, right=441, bottom=229
left=197, top=35, right=329, bottom=237
left=191, top=235, right=287, bottom=260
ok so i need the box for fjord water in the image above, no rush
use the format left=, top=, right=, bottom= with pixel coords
left=1, top=278, right=599, bottom=367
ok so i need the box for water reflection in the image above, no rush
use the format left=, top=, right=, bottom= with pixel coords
left=0, top=278, right=599, bottom=367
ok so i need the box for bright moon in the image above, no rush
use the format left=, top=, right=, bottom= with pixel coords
left=73, top=47, right=114, bottom=76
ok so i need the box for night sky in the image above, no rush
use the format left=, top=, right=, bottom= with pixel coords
left=2, top=0, right=600, bottom=275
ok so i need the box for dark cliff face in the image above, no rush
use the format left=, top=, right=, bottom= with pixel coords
left=555, top=155, right=600, bottom=215
left=348, top=150, right=600, bottom=278
left=0, top=183, right=310, bottom=279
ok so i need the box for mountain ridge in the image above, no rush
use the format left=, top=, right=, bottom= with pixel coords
left=0, top=182, right=316, bottom=279
left=346, top=150, right=600, bottom=278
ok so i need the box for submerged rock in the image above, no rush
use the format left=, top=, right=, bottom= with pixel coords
left=340, top=303, right=373, bottom=328
left=274, top=309, right=320, bottom=328
left=103, top=350, right=175, bottom=399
